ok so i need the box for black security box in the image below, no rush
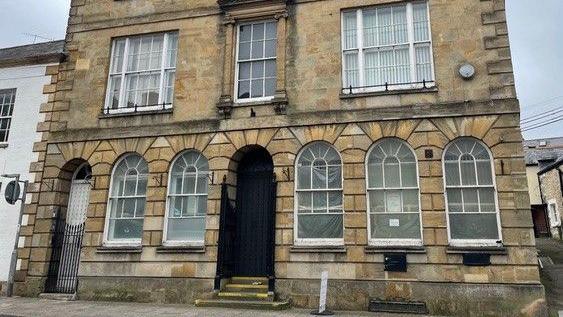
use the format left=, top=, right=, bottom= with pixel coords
left=384, top=253, right=407, bottom=272
left=462, top=253, right=491, bottom=266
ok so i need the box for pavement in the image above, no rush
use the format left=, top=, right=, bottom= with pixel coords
left=0, top=297, right=435, bottom=317
left=536, top=238, right=563, bottom=317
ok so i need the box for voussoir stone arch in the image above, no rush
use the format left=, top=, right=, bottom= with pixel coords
left=289, top=124, right=347, bottom=146
left=358, top=120, right=421, bottom=143
left=430, top=116, right=498, bottom=145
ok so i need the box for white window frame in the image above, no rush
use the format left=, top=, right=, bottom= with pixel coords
left=0, top=88, right=16, bottom=144
left=234, top=20, right=277, bottom=104
left=365, top=138, right=423, bottom=247
left=442, top=138, right=503, bottom=247
left=104, top=31, right=178, bottom=114
left=341, top=1, right=435, bottom=94
left=547, top=200, right=561, bottom=227
left=294, top=142, right=344, bottom=246
left=163, top=150, right=209, bottom=247
left=103, top=154, right=149, bottom=247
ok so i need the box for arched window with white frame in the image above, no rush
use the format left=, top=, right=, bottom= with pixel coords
left=104, top=154, right=149, bottom=245
left=295, top=142, right=343, bottom=245
left=366, top=138, right=422, bottom=246
left=164, top=150, right=209, bottom=245
left=443, top=137, right=502, bottom=246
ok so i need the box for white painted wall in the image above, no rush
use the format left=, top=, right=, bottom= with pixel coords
left=0, top=64, right=50, bottom=282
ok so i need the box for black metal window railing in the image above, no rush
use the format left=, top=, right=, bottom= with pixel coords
left=342, top=80, right=436, bottom=95
left=101, top=102, right=173, bottom=115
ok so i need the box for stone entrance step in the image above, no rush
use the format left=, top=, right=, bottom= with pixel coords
left=194, top=276, right=290, bottom=310
left=38, top=293, right=77, bottom=301
left=194, top=299, right=290, bottom=310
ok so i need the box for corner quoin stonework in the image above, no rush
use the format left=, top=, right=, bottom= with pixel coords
left=12, top=0, right=547, bottom=316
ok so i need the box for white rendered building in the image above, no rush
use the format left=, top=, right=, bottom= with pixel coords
left=0, top=41, right=64, bottom=294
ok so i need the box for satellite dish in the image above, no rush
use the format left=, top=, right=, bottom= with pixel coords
left=5, top=180, right=20, bottom=205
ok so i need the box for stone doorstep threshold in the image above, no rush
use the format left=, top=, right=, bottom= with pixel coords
left=38, top=293, right=77, bottom=301
left=194, top=298, right=291, bottom=310
left=368, top=300, right=429, bottom=315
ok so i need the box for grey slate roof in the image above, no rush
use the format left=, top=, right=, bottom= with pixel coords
left=523, top=137, right=563, bottom=166
left=0, top=40, right=65, bottom=67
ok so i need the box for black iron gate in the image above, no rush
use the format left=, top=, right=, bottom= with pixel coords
left=45, top=208, right=85, bottom=294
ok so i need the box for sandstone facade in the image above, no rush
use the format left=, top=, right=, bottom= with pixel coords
left=13, top=0, right=546, bottom=316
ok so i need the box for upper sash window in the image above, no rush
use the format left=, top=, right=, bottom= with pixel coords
left=104, top=32, right=178, bottom=114
left=342, top=1, right=434, bottom=94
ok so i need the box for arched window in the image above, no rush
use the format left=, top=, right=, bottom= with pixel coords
left=443, top=138, right=501, bottom=245
left=165, top=151, right=209, bottom=244
left=105, top=154, right=149, bottom=244
left=366, top=138, right=421, bottom=245
left=295, top=142, right=343, bottom=244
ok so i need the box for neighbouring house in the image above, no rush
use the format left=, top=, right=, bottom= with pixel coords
left=12, top=0, right=547, bottom=316
left=524, top=138, right=563, bottom=240
left=0, top=41, right=65, bottom=295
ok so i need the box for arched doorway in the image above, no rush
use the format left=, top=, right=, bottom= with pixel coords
left=45, top=162, right=92, bottom=294
left=233, top=147, right=276, bottom=277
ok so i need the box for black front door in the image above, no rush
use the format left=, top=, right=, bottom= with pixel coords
left=234, top=148, right=275, bottom=277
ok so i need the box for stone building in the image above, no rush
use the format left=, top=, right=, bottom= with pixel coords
left=524, top=138, right=563, bottom=239
left=13, top=0, right=546, bottom=316
left=0, top=41, right=64, bottom=295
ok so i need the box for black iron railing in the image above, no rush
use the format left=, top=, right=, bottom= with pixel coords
left=45, top=208, right=85, bottom=294
left=267, top=174, right=278, bottom=293
left=214, top=178, right=237, bottom=291
left=342, top=80, right=436, bottom=94
left=101, top=102, right=172, bottom=115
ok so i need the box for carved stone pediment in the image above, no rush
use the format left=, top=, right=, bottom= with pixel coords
left=218, top=0, right=293, bottom=11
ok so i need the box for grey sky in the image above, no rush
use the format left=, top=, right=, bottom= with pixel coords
left=0, top=0, right=561, bottom=140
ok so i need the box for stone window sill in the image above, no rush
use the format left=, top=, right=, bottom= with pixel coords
left=446, top=245, right=507, bottom=255
left=156, top=245, right=206, bottom=253
left=340, top=87, right=438, bottom=99
left=96, top=245, right=142, bottom=254
left=99, top=108, right=173, bottom=119
left=290, top=245, right=347, bottom=254
left=365, top=245, right=426, bottom=254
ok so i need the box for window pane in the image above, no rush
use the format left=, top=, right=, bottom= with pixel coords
left=328, top=192, right=343, bottom=210
left=327, top=166, right=342, bottom=189
left=252, top=61, right=264, bottom=79
left=401, top=162, right=417, bottom=187
left=462, top=188, right=479, bottom=213
left=364, top=51, right=379, bottom=86
left=167, top=217, right=205, bottom=242
left=252, top=23, right=265, bottom=41
left=298, top=214, right=343, bottom=239
left=108, top=76, right=121, bottom=109
left=413, top=3, right=430, bottom=42
left=479, top=188, right=496, bottom=212
left=402, top=189, right=419, bottom=213
left=239, top=42, right=251, bottom=60
left=344, top=52, right=359, bottom=88
left=367, top=162, right=383, bottom=188
left=238, top=80, right=250, bottom=99
left=449, top=213, right=499, bottom=240
left=312, top=192, right=328, bottom=212
left=384, top=158, right=400, bottom=187
left=343, top=11, right=357, bottom=49
left=265, top=78, right=276, bottom=97
left=251, top=41, right=264, bottom=59
left=477, top=160, right=493, bottom=185
left=368, top=190, right=385, bottom=213
left=395, top=46, right=410, bottom=83
left=393, top=6, right=408, bottom=44
left=447, top=188, right=462, bottom=213
left=265, top=60, right=276, bottom=77
left=444, top=161, right=460, bottom=186
left=379, top=49, right=394, bottom=85
left=266, top=22, right=277, bottom=39
left=240, top=24, right=251, bottom=42
left=109, top=219, right=143, bottom=240
left=265, top=39, right=276, bottom=58
left=297, top=166, right=311, bottom=190
left=166, top=32, right=178, bottom=68
left=377, top=7, right=393, bottom=45
left=239, top=62, right=251, bottom=80
left=111, top=39, right=126, bottom=73
left=415, top=44, right=432, bottom=82
left=183, top=174, right=196, bottom=194
left=385, top=190, right=402, bottom=213
left=370, top=213, right=421, bottom=239
left=164, top=70, right=175, bottom=105
left=363, top=9, right=377, bottom=47
left=297, top=192, right=312, bottom=212
left=251, top=79, right=264, bottom=98
left=460, top=155, right=477, bottom=186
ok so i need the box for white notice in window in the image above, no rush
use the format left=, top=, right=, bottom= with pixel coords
left=389, top=219, right=400, bottom=227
